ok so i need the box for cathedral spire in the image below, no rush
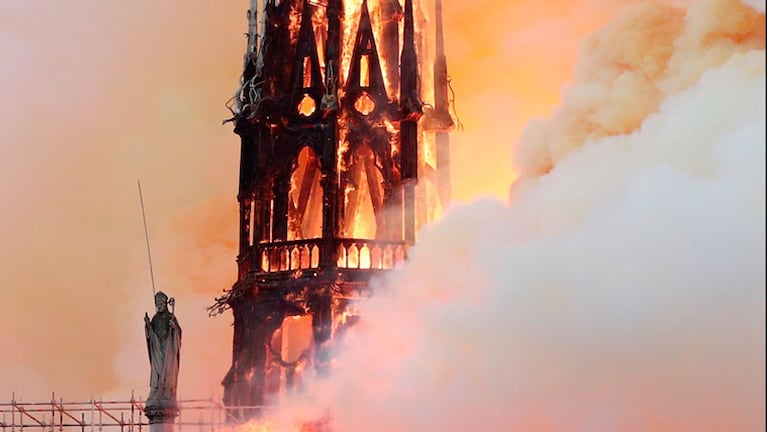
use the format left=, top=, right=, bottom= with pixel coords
left=433, top=0, right=453, bottom=204
left=399, top=0, right=421, bottom=244
left=399, top=0, right=421, bottom=120
left=218, top=0, right=453, bottom=410
left=379, top=0, right=402, bottom=98
left=346, top=0, right=388, bottom=119
left=434, top=0, right=450, bottom=116
left=246, top=0, right=260, bottom=59
left=399, top=0, right=421, bottom=179
left=289, top=0, right=324, bottom=121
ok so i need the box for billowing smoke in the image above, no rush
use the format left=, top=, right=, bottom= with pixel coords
left=514, top=0, right=765, bottom=178
left=269, top=0, right=765, bottom=430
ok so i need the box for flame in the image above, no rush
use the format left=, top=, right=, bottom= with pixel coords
left=235, top=419, right=327, bottom=432
left=384, top=119, right=399, bottom=157
left=339, top=309, right=358, bottom=326
left=341, top=2, right=363, bottom=87
left=340, top=0, right=424, bottom=94
left=289, top=4, right=302, bottom=45
left=339, top=172, right=376, bottom=240
left=342, top=243, right=372, bottom=268
left=234, top=417, right=330, bottom=432
left=353, top=92, right=376, bottom=114
left=297, top=94, right=317, bottom=116
left=312, top=6, right=327, bottom=70
left=347, top=246, right=360, bottom=267
left=235, top=419, right=282, bottom=432
left=421, top=130, right=436, bottom=168
left=333, top=0, right=439, bottom=243
left=351, top=207, right=375, bottom=240
left=414, top=0, right=433, bottom=107
left=337, top=131, right=350, bottom=174
left=370, top=1, right=393, bottom=98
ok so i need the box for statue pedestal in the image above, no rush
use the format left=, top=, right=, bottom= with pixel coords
left=145, top=401, right=179, bottom=432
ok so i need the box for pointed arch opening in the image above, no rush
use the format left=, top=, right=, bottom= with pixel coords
left=302, top=56, right=313, bottom=89
left=268, top=314, right=314, bottom=392
left=288, top=147, right=323, bottom=240
left=343, top=144, right=384, bottom=239
left=360, top=55, right=370, bottom=87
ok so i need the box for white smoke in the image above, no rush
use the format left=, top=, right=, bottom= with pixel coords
left=272, top=0, right=765, bottom=430
left=743, top=0, right=766, bottom=12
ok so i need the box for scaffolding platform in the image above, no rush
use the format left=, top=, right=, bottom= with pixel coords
left=0, top=394, right=262, bottom=432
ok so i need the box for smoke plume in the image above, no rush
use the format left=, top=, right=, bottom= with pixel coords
left=270, top=0, right=765, bottom=430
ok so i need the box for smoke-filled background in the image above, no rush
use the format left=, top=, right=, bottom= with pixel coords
left=1, top=0, right=764, bottom=430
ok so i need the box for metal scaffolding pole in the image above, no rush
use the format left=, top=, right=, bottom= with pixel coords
left=1, top=397, right=262, bottom=432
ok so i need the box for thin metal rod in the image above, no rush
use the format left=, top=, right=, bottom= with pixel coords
left=137, top=180, right=157, bottom=297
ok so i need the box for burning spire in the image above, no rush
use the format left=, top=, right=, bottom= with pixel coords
left=289, top=1, right=324, bottom=120
left=345, top=0, right=388, bottom=120
left=214, top=0, right=448, bottom=414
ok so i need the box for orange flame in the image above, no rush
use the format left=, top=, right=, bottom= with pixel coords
left=235, top=419, right=282, bottom=432
left=234, top=418, right=330, bottom=432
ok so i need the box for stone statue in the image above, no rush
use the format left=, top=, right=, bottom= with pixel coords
left=145, top=291, right=181, bottom=407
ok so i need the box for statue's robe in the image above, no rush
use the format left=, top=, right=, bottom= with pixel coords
left=145, top=311, right=181, bottom=403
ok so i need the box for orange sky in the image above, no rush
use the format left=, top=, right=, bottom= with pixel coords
left=0, top=0, right=638, bottom=399
left=441, top=1, right=632, bottom=199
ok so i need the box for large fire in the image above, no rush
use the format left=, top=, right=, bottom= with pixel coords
left=282, top=0, right=443, bottom=242
left=218, top=0, right=448, bottom=413
left=263, top=0, right=437, bottom=407
left=237, top=420, right=282, bottom=432
left=235, top=417, right=331, bottom=432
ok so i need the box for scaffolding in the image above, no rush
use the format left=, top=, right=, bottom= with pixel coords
left=0, top=394, right=262, bottom=432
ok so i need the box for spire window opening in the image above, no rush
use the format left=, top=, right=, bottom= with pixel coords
left=269, top=197, right=275, bottom=243
left=360, top=55, right=370, bottom=88
left=316, top=41, right=326, bottom=71
left=303, top=56, right=312, bottom=89
left=312, top=9, right=327, bottom=70
left=298, top=94, right=317, bottom=117
left=288, top=147, right=323, bottom=240
left=249, top=200, right=256, bottom=246
left=354, top=92, right=375, bottom=116
left=343, top=145, right=383, bottom=240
